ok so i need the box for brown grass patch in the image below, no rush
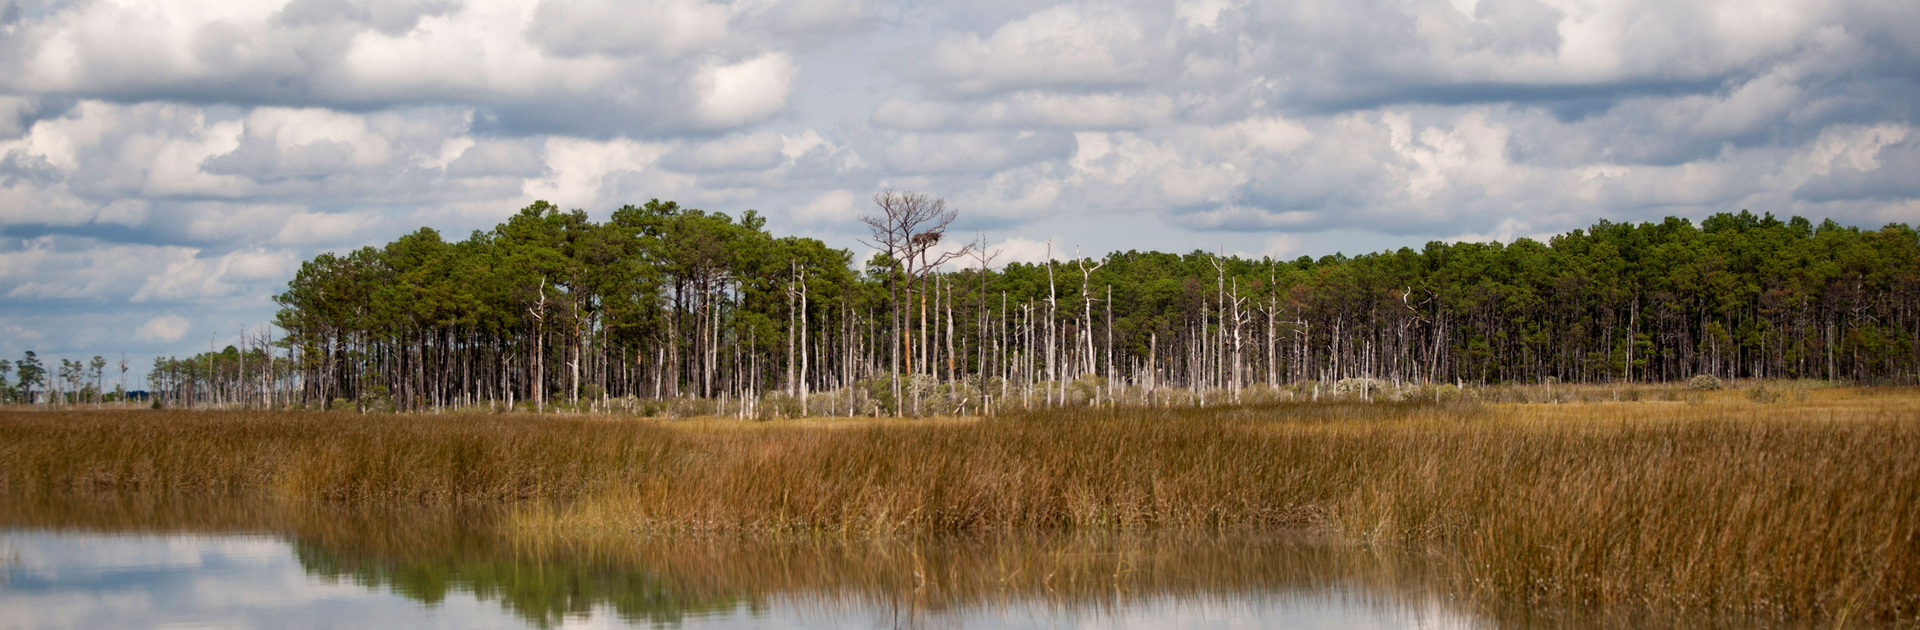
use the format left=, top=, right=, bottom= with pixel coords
left=1, top=390, right=1916, bottom=622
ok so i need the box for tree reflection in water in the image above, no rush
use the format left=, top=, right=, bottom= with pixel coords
left=0, top=494, right=1824, bottom=630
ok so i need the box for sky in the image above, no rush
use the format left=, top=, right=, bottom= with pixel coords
left=1, top=0, right=1917, bottom=386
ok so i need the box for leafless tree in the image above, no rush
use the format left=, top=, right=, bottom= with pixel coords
left=967, top=235, right=1002, bottom=410
left=859, top=189, right=972, bottom=415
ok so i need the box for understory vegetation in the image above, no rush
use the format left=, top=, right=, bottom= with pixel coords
left=3, top=388, right=1916, bottom=623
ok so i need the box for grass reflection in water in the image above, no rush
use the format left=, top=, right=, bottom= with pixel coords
left=1, top=495, right=1445, bottom=629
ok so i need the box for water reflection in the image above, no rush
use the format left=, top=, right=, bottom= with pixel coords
left=0, top=497, right=1796, bottom=629
left=293, top=535, right=757, bottom=627
left=0, top=530, right=1470, bottom=629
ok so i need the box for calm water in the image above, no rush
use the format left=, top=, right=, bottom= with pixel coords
left=0, top=500, right=1796, bottom=629
left=0, top=528, right=1482, bottom=629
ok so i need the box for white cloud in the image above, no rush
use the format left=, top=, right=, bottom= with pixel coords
left=693, top=53, right=800, bottom=129
left=134, top=315, right=191, bottom=343
left=0, top=0, right=1916, bottom=370
left=885, top=130, right=1073, bottom=174
left=525, top=0, right=734, bottom=59
left=926, top=4, right=1161, bottom=94
left=664, top=132, right=787, bottom=172
left=1177, top=0, right=1240, bottom=30
left=273, top=211, right=381, bottom=246
left=131, top=248, right=298, bottom=303
left=523, top=137, right=675, bottom=210
left=1764, top=123, right=1909, bottom=192
left=0, top=0, right=839, bottom=136
left=793, top=189, right=861, bottom=225
left=0, top=237, right=192, bottom=301
left=95, top=200, right=151, bottom=226
left=1262, top=234, right=1305, bottom=259
left=877, top=92, right=1176, bottom=130
left=992, top=236, right=1063, bottom=265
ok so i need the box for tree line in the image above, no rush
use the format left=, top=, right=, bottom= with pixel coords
left=125, top=194, right=1919, bottom=414
left=1, top=352, right=132, bottom=405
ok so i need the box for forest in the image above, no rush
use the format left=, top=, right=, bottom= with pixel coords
left=132, top=194, right=1920, bottom=414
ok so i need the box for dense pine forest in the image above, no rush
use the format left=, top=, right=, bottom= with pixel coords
left=141, top=195, right=1920, bottom=414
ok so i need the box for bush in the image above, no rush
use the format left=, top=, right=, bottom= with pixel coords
left=1334, top=377, right=1384, bottom=398
left=1687, top=374, right=1724, bottom=390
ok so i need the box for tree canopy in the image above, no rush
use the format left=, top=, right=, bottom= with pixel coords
left=133, top=201, right=1920, bottom=414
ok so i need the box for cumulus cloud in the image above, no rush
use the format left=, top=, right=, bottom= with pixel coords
left=925, top=4, right=1163, bottom=95
left=692, top=53, right=799, bottom=129
left=992, top=236, right=1065, bottom=265
left=883, top=130, right=1075, bottom=174
left=130, top=247, right=298, bottom=303
left=1, top=0, right=1918, bottom=382
left=1262, top=233, right=1306, bottom=259
left=0, top=0, right=838, bottom=136
left=663, top=132, right=787, bottom=172
left=0, top=237, right=192, bottom=301
left=134, top=315, right=192, bottom=343
left=525, top=0, right=734, bottom=59
left=792, top=189, right=861, bottom=225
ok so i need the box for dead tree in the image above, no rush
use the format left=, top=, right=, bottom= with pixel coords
left=859, top=189, right=972, bottom=416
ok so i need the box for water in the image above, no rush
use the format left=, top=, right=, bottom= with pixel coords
left=0, top=528, right=1476, bottom=629
left=0, top=499, right=1798, bottom=629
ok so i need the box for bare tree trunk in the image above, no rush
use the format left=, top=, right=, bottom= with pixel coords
left=800, top=267, right=810, bottom=416
left=1045, top=249, right=1057, bottom=407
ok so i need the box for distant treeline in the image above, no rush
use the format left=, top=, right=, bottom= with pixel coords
left=0, top=352, right=131, bottom=405
left=146, top=200, right=1920, bottom=413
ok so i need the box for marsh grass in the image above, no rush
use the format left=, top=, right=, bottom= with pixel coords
left=2, top=389, right=1917, bottom=623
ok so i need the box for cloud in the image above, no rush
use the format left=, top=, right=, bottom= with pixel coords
left=0, top=237, right=194, bottom=301
left=0, top=0, right=1917, bottom=384
left=0, top=0, right=839, bottom=136
left=134, top=315, right=191, bottom=343
left=693, top=53, right=799, bottom=129
left=883, top=130, right=1075, bottom=174
left=991, top=236, right=1064, bottom=265
left=925, top=4, right=1162, bottom=95
left=1262, top=233, right=1305, bottom=259
left=793, top=189, right=861, bottom=225
left=130, top=247, right=298, bottom=303
left=525, top=0, right=733, bottom=59
left=663, top=132, right=787, bottom=172
left=875, top=92, right=1176, bottom=130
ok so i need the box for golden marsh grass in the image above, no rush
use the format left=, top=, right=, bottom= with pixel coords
left=1, top=388, right=1916, bottom=623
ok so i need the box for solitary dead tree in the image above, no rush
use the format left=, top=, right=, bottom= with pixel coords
left=859, top=189, right=971, bottom=416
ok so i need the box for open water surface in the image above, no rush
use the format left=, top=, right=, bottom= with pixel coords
left=0, top=498, right=1814, bottom=630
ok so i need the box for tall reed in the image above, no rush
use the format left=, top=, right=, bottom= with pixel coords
left=2, top=392, right=1916, bottom=621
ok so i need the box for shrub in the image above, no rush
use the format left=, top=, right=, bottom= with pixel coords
left=1687, top=374, right=1724, bottom=390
